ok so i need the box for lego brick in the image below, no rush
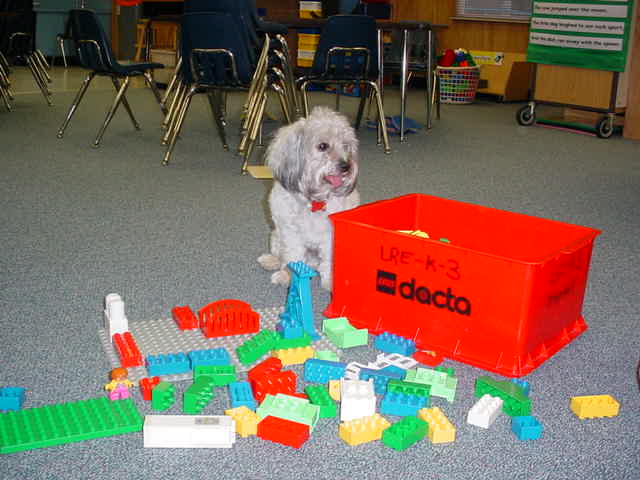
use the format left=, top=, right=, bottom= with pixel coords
left=570, top=395, right=620, bottom=419
left=172, top=305, right=199, bottom=330
left=0, top=388, right=25, bottom=412
left=228, top=381, right=257, bottom=410
left=304, top=385, right=337, bottom=418
left=236, top=330, right=280, bottom=366
left=405, top=368, right=457, bottom=403
left=382, top=416, right=428, bottom=451
left=387, top=380, right=431, bottom=399
left=380, top=391, right=428, bottom=416
left=303, top=358, right=347, bottom=383
left=344, top=361, right=366, bottom=380
left=511, top=378, right=531, bottom=396
left=138, top=377, right=160, bottom=401
left=359, top=367, right=404, bottom=395
left=151, top=381, right=176, bottom=411
left=113, top=332, right=143, bottom=368
left=475, top=376, right=530, bottom=416
left=188, top=348, right=231, bottom=369
left=315, top=350, right=339, bottom=362
left=328, top=380, right=341, bottom=401
left=374, top=353, right=418, bottom=370
left=272, top=346, right=315, bottom=366
left=199, top=299, right=260, bottom=338
left=283, top=261, right=320, bottom=340
left=143, top=415, right=235, bottom=448
left=339, top=414, right=391, bottom=446
left=183, top=376, right=216, bottom=414
left=257, top=415, right=310, bottom=449
left=467, top=394, right=503, bottom=429
left=418, top=407, right=456, bottom=444
left=193, top=365, right=237, bottom=386
left=248, top=357, right=283, bottom=383
left=256, top=394, right=320, bottom=430
left=374, top=331, right=417, bottom=356
left=511, top=415, right=543, bottom=440
left=273, top=332, right=313, bottom=350
left=0, top=397, right=142, bottom=454
left=146, top=352, right=190, bottom=377
left=250, top=370, right=297, bottom=403
left=276, top=311, right=305, bottom=339
left=225, top=406, right=260, bottom=437
left=104, top=293, right=128, bottom=340
left=340, top=379, right=376, bottom=422
left=98, top=306, right=340, bottom=384
left=322, top=317, right=368, bottom=348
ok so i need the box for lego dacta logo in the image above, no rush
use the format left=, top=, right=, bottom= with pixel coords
left=376, top=270, right=471, bottom=316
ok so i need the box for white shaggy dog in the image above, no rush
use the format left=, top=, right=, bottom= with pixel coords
left=258, top=106, right=360, bottom=290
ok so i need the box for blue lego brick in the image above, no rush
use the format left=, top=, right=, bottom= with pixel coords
left=276, top=312, right=304, bottom=339
left=374, top=332, right=416, bottom=356
left=303, top=358, right=347, bottom=383
left=511, top=378, right=531, bottom=396
left=0, top=388, right=26, bottom=412
left=228, top=381, right=257, bottom=410
left=512, top=415, right=542, bottom=440
left=188, top=348, right=231, bottom=368
left=359, top=367, right=405, bottom=395
left=146, top=352, right=191, bottom=376
left=380, top=365, right=407, bottom=377
left=285, top=261, right=319, bottom=340
left=380, top=391, right=428, bottom=417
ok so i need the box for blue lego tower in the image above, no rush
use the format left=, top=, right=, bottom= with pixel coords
left=277, top=261, right=319, bottom=340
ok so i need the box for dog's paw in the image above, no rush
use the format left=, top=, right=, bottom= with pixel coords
left=258, top=253, right=281, bottom=271
left=270, top=269, right=291, bottom=286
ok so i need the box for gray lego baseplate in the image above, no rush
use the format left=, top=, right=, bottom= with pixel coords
left=98, top=306, right=342, bottom=384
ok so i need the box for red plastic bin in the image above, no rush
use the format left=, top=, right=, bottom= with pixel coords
left=324, top=194, right=601, bottom=377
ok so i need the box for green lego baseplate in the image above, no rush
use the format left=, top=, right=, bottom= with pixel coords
left=0, top=397, right=143, bottom=454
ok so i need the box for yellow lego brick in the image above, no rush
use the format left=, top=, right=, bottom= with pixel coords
left=418, top=407, right=456, bottom=444
left=339, top=414, right=391, bottom=446
left=328, top=379, right=341, bottom=401
left=570, top=395, right=620, bottom=419
left=225, top=406, right=259, bottom=437
left=271, top=346, right=315, bottom=366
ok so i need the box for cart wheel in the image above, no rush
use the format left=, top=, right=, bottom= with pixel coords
left=516, top=105, right=536, bottom=126
left=596, top=116, right=614, bottom=139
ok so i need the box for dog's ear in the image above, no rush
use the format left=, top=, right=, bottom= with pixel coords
left=266, top=118, right=306, bottom=193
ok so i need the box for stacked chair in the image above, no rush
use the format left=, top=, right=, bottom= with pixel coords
left=0, top=51, right=12, bottom=111
left=161, top=0, right=297, bottom=172
left=296, top=14, right=390, bottom=154
left=57, top=9, right=166, bottom=147
left=6, top=31, right=52, bottom=106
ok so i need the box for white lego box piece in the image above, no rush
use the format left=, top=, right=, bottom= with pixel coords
left=376, top=353, right=418, bottom=370
left=467, top=394, right=503, bottom=429
left=104, top=293, right=128, bottom=342
left=143, top=415, right=236, bottom=448
left=340, top=378, right=376, bottom=422
left=344, top=361, right=365, bottom=380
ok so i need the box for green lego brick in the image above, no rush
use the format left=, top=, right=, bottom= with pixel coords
left=236, top=330, right=280, bottom=366
left=475, top=376, right=531, bottom=417
left=304, top=385, right=337, bottom=419
left=273, top=332, right=313, bottom=350
left=193, top=365, right=237, bottom=386
left=435, top=366, right=455, bottom=377
left=151, top=381, right=176, bottom=411
left=405, top=368, right=457, bottom=403
left=382, top=416, right=428, bottom=451
left=322, top=317, right=368, bottom=348
left=183, top=376, right=215, bottom=414
left=256, top=394, right=320, bottom=431
left=387, top=380, right=431, bottom=399
left=0, top=397, right=142, bottom=454
left=315, top=350, right=340, bottom=362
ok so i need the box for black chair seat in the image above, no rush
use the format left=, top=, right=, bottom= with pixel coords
left=257, top=20, right=288, bottom=36
left=113, top=62, right=164, bottom=76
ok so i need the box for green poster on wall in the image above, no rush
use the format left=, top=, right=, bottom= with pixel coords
left=527, top=0, right=635, bottom=71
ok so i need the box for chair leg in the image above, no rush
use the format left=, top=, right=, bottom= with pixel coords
left=271, top=82, right=291, bottom=125
left=35, top=50, right=51, bottom=71
left=367, top=81, right=391, bottom=154
left=161, top=57, right=181, bottom=107
left=299, top=80, right=311, bottom=118
left=59, top=36, right=68, bottom=68
left=206, top=90, right=229, bottom=151
left=143, top=71, right=168, bottom=115
left=163, top=86, right=196, bottom=166
left=93, top=76, right=132, bottom=147
left=111, top=77, right=140, bottom=131
left=162, top=81, right=186, bottom=137
left=242, top=91, right=268, bottom=175
left=354, top=83, right=369, bottom=130
left=239, top=76, right=268, bottom=155
left=26, top=55, right=52, bottom=106
left=58, top=72, right=95, bottom=138
left=0, top=85, right=12, bottom=111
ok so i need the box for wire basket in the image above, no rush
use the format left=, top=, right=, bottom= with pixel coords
left=436, top=66, right=481, bottom=104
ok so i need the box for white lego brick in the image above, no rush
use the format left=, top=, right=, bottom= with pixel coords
left=344, top=361, right=366, bottom=380
left=340, top=379, right=376, bottom=421
left=376, top=353, right=418, bottom=370
left=467, top=394, right=503, bottom=429
left=144, top=415, right=236, bottom=448
left=104, top=293, right=128, bottom=341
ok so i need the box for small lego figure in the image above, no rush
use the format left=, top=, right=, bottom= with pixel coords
left=104, top=367, right=134, bottom=401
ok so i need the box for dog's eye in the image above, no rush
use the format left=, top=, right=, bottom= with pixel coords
left=317, top=142, right=329, bottom=152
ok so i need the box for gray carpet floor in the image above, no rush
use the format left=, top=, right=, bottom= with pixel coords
left=1, top=68, right=639, bottom=479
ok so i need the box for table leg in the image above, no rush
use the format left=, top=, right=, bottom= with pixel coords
left=400, top=29, right=409, bottom=142
left=426, top=28, right=434, bottom=130
left=377, top=29, right=384, bottom=145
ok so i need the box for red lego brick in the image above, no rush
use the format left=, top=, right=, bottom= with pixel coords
left=172, top=305, right=199, bottom=330
left=289, top=392, right=309, bottom=400
left=139, top=376, right=160, bottom=401
left=199, top=299, right=261, bottom=338
left=251, top=370, right=297, bottom=403
left=413, top=350, right=444, bottom=367
left=113, top=332, right=143, bottom=368
left=257, top=416, right=310, bottom=448
left=248, top=357, right=283, bottom=383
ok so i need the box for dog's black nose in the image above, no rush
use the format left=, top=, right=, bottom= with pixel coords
left=338, top=160, right=351, bottom=173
